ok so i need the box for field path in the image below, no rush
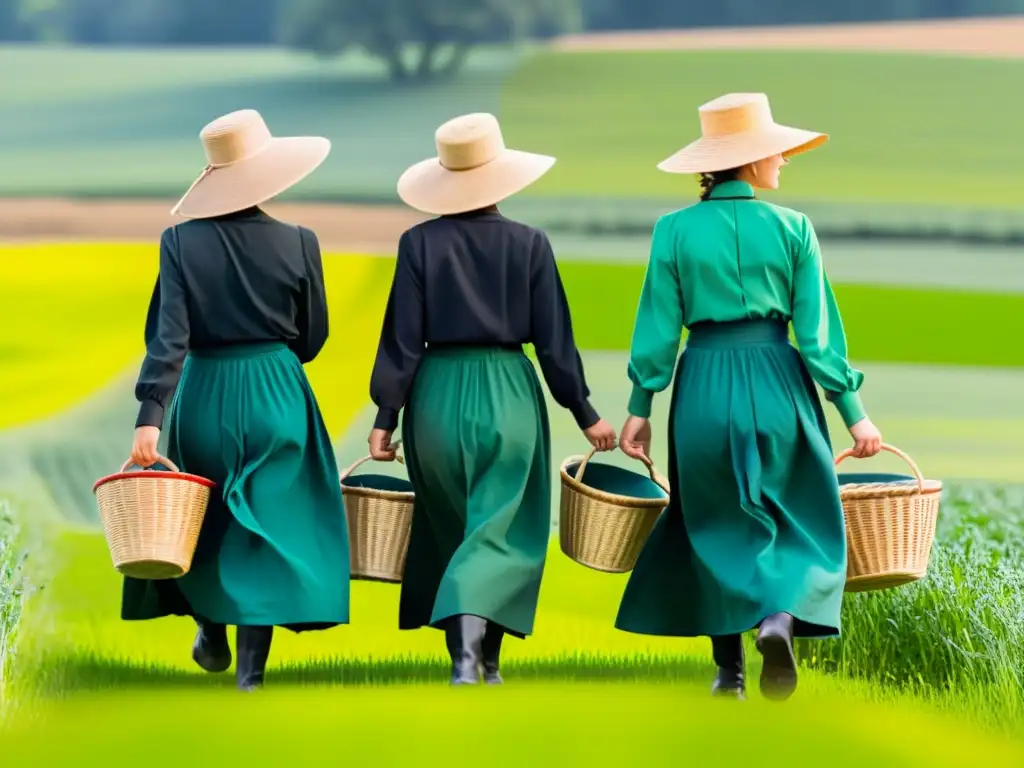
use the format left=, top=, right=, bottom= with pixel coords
left=554, top=16, right=1024, bottom=57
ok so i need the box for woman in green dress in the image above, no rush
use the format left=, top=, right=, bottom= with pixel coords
left=615, top=93, right=883, bottom=702
left=367, top=112, right=617, bottom=685
left=126, top=109, right=350, bottom=691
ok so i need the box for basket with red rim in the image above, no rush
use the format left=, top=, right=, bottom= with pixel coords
left=92, top=455, right=215, bottom=580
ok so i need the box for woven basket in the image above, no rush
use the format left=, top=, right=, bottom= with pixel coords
left=92, top=456, right=214, bottom=580
left=559, top=447, right=670, bottom=574
left=835, top=443, right=942, bottom=593
left=340, top=448, right=415, bottom=584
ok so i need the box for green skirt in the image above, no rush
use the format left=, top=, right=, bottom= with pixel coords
left=398, top=346, right=551, bottom=639
left=121, top=342, right=350, bottom=631
left=615, top=319, right=847, bottom=640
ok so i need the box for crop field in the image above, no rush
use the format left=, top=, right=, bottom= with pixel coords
left=3, top=44, right=1024, bottom=224
left=1, top=235, right=1024, bottom=763
left=501, top=49, right=1024, bottom=210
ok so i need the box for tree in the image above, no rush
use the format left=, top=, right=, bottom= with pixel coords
left=278, top=0, right=582, bottom=83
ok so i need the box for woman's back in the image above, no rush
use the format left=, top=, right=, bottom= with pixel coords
left=660, top=179, right=809, bottom=327
left=168, top=207, right=323, bottom=357
left=394, top=209, right=551, bottom=346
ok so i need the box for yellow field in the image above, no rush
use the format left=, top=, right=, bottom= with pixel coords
left=0, top=244, right=394, bottom=433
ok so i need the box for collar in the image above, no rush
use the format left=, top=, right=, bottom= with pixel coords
left=707, top=180, right=755, bottom=200
left=211, top=205, right=266, bottom=221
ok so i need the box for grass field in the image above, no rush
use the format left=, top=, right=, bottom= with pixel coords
left=501, top=49, right=1024, bottom=209
left=3, top=239, right=1024, bottom=758
left=5, top=43, right=1024, bottom=220
left=0, top=44, right=523, bottom=201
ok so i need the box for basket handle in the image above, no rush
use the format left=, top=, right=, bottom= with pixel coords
left=341, top=440, right=405, bottom=481
left=573, top=445, right=670, bottom=494
left=833, top=443, right=924, bottom=492
left=120, top=454, right=179, bottom=473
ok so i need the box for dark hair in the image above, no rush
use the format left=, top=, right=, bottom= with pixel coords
left=698, top=167, right=742, bottom=201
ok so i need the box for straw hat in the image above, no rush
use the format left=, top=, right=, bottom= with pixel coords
left=397, top=113, right=555, bottom=216
left=171, top=109, right=331, bottom=219
left=658, top=93, right=827, bottom=175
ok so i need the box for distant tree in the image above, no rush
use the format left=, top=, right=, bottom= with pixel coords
left=279, top=0, right=582, bottom=83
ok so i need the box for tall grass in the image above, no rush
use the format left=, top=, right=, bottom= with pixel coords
left=0, top=499, right=27, bottom=706
left=797, top=483, right=1024, bottom=728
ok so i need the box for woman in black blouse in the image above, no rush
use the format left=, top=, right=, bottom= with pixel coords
left=368, top=112, right=616, bottom=685
left=124, top=110, right=350, bottom=691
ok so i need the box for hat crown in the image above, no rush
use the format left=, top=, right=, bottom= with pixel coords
left=201, top=109, right=273, bottom=167
left=699, top=93, right=774, bottom=138
left=435, top=113, right=506, bottom=171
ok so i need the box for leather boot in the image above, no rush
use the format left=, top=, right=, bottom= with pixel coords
left=709, top=634, right=745, bottom=699
left=756, top=612, right=798, bottom=701
left=445, top=615, right=486, bottom=686
left=191, top=617, right=231, bottom=673
left=481, top=621, right=504, bottom=685
left=236, top=625, right=274, bottom=692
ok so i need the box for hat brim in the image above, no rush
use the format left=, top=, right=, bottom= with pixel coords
left=657, top=124, right=827, bottom=175
left=172, top=136, right=331, bottom=219
left=397, top=149, right=556, bottom=216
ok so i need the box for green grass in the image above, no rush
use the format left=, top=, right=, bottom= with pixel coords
left=6, top=684, right=1023, bottom=764
left=4, top=247, right=1024, bottom=756
left=501, top=50, right=1024, bottom=209
left=0, top=501, right=27, bottom=706
left=0, top=44, right=524, bottom=200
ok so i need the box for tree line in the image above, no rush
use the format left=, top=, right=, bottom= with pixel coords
left=3, top=0, right=1023, bottom=81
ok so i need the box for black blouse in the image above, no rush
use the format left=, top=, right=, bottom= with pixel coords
left=134, top=207, right=328, bottom=429
left=369, top=209, right=600, bottom=432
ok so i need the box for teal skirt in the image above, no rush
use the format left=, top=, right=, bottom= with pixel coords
left=615, top=319, right=847, bottom=640
left=397, top=346, right=551, bottom=639
left=121, top=342, right=350, bottom=631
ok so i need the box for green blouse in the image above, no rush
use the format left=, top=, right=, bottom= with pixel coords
left=626, top=180, right=867, bottom=429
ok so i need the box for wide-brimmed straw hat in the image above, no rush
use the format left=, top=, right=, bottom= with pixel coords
left=171, top=109, right=331, bottom=219
left=397, top=113, right=555, bottom=216
left=658, top=93, right=827, bottom=175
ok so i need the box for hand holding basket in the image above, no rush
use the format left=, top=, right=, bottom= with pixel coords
left=92, top=455, right=214, bottom=580
left=559, top=446, right=670, bottom=573
left=340, top=444, right=415, bottom=584
left=835, top=443, right=942, bottom=592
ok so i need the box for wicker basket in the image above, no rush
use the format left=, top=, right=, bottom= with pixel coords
left=92, top=456, right=214, bottom=580
left=559, top=447, right=670, bottom=573
left=340, top=448, right=415, bottom=584
left=835, top=443, right=942, bottom=593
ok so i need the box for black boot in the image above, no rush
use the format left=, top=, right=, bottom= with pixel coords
left=481, top=621, right=504, bottom=685
left=756, top=612, right=798, bottom=701
left=191, top=618, right=231, bottom=673
left=445, top=615, right=486, bottom=686
left=236, top=625, right=274, bottom=692
left=709, top=634, right=745, bottom=699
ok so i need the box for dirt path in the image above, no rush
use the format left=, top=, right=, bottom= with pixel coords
left=3, top=17, right=1020, bottom=250
left=0, top=198, right=427, bottom=254
left=554, top=16, right=1024, bottom=57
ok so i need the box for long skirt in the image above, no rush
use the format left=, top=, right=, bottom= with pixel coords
left=121, top=342, right=350, bottom=631
left=397, top=346, right=551, bottom=639
left=615, top=319, right=847, bottom=639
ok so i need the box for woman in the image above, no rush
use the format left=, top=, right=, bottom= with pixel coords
left=124, top=109, right=350, bottom=691
left=614, top=93, right=882, bottom=702
left=367, top=112, right=616, bottom=686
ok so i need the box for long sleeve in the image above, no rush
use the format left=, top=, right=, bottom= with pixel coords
left=626, top=216, right=684, bottom=419
left=529, top=233, right=600, bottom=430
left=369, top=231, right=425, bottom=432
left=791, top=215, right=867, bottom=428
left=289, top=226, right=329, bottom=364
left=134, top=227, right=189, bottom=429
